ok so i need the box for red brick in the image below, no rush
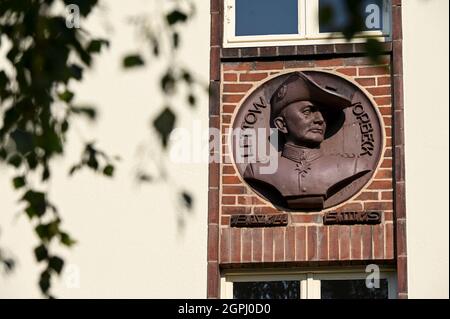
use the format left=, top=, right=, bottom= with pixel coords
left=237, top=196, right=265, bottom=205
left=372, top=224, right=384, bottom=259
left=207, top=262, right=219, bottom=298
left=374, top=96, right=391, bottom=106
left=336, top=67, right=357, bottom=76
left=383, top=116, right=392, bottom=127
left=355, top=77, right=376, bottom=86
left=222, top=206, right=251, bottom=215
left=263, top=228, right=274, bottom=262
left=208, top=188, right=219, bottom=224
left=291, top=214, right=321, bottom=224
left=223, top=63, right=253, bottom=71
left=318, top=226, right=328, bottom=260
left=316, top=58, right=343, bottom=67
left=358, top=66, right=389, bottom=76
left=381, top=158, right=392, bottom=168
left=221, top=215, right=230, bottom=226
left=222, top=196, right=236, bottom=205
left=384, top=147, right=392, bottom=158
left=381, top=191, right=393, bottom=200
left=397, top=256, right=408, bottom=294
left=241, top=228, right=252, bottom=262
left=385, top=223, right=394, bottom=260
left=251, top=228, right=263, bottom=262
left=273, top=228, right=285, bottom=261
left=255, top=61, right=284, bottom=70
left=377, top=76, right=391, bottom=86
left=355, top=192, right=379, bottom=201
left=220, top=228, right=231, bottom=263
left=223, top=83, right=253, bottom=93
left=285, top=227, right=295, bottom=262
left=231, top=228, right=241, bottom=263
left=328, top=226, right=339, bottom=260
left=222, top=94, right=245, bottom=103
left=335, top=202, right=363, bottom=212
left=375, top=169, right=392, bottom=179
left=223, top=73, right=237, bottom=82
left=223, top=104, right=236, bottom=114
left=222, top=175, right=241, bottom=185
left=367, top=180, right=392, bottom=190
left=385, top=127, right=392, bottom=137
left=222, top=165, right=236, bottom=175
left=364, top=201, right=393, bottom=211
left=350, top=225, right=362, bottom=260
left=285, top=60, right=315, bottom=68
left=367, top=86, right=391, bottom=97
left=222, top=186, right=246, bottom=194
left=307, top=226, right=318, bottom=261
left=208, top=224, right=219, bottom=261
left=253, top=206, right=279, bottom=214
left=378, top=106, right=391, bottom=116
left=397, top=219, right=407, bottom=257
left=222, top=114, right=232, bottom=124
left=339, top=226, right=351, bottom=260
left=384, top=211, right=393, bottom=221
left=295, top=226, right=307, bottom=261
left=239, top=73, right=269, bottom=82
left=361, top=225, right=372, bottom=259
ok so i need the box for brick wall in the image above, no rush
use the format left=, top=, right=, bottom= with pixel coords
left=218, top=56, right=395, bottom=265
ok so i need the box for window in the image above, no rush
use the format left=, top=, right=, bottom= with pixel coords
left=224, top=0, right=391, bottom=47
left=221, top=269, right=397, bottom=299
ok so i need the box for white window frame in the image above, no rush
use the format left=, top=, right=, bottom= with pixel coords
left=223, top=0, right=392, bottom=48
left=221, top=268, right=397, bottom=299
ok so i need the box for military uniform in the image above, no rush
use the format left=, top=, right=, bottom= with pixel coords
left=244, top=143, right=371, bottom=210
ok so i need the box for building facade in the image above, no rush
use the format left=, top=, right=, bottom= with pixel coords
left=208, top=0, right=408, bottom=299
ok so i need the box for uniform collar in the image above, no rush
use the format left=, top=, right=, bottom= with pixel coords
left=281, top=143, right=323, bottom=163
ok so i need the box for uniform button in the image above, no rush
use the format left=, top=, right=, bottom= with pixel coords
left=302, top=187, right=307, bottom=192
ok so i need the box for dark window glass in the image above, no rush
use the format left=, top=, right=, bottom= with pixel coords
left=233, top=281, right=300, bottom=299
left=321, top=279, right=389, bottom=299
left=235, top=0, right=298, bottom=36
left=319, top=0, right=384, bottom=33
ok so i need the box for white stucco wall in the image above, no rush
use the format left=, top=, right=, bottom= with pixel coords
left=403, top=0, right=449, bottom=299
left=0, top=0, right=209, bottom=298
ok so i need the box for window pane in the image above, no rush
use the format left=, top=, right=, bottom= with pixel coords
left=321, top=279, right=389, bottom=299
left=319, top=0, right=385, bottom=33
left=235, top=0, right=298, bottom=36
left=233, top=281, right=300, bottom=299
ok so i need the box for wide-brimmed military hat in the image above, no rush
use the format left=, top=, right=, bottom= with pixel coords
left=270, top=71, right=351, bottom=138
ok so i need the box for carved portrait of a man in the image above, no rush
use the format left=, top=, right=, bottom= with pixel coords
left=240, top=71, right=378, bottom=210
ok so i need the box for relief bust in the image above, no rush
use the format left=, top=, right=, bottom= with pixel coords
left=231, top=71, right=383, bottom=211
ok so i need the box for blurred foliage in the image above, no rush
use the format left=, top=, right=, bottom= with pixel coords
left=0, top=0, right=111, bottom=298
left=0, top=0, right=386, bottom=298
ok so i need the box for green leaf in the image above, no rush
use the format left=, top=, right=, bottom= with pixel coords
left=60, top=232, right=77, bottom=247
left=103, top=164, right=114, bottom=177
left=153, top=107, right=176, bottom=148
left=160, top=71, right=176, bottom=94
left=34, top=245, right=48, bottom=262
left=166, top=10, right=188, bottom=25
left=23, top=191, right=47, bottom=217
left=172, top=32, right=179, bottom=48
left=87, top=39, right=109, bottom=53
left=12, top=176, right=26, bottom=189
left=122, top=54, right=145, bottom=68
left=58, top=90, right=74, bottom=103
left=71, top=106, right=97, bottom=120
left=8, top=154, right=22, bottom=168
left=187, top=94, right=196, bottom=107
left=181, top=191, right=193, bottom=210
left=48, top=256, right=64, bottom=274
left=39, top=270, right=51, bottom=293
